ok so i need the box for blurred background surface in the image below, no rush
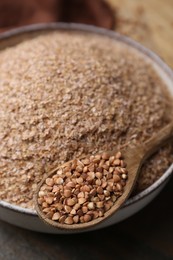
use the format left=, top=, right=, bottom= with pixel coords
left=0, top=0, right=173, bottom=67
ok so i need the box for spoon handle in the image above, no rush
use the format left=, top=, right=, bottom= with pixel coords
left=142, top=122, right=173, bottom=161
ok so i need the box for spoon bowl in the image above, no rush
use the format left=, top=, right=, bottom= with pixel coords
left=35, top=121, right=173, bottom=230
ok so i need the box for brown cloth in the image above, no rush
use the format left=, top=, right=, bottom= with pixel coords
left=0, top=0, right=115, bottom=32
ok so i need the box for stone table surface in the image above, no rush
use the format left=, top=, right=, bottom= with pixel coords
left=0, top=175, right=173, bottom=260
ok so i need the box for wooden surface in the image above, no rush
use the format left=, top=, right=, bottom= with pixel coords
left=108, top=0, right=173, bottom=68
left=0, top=1, right=173, bottom=259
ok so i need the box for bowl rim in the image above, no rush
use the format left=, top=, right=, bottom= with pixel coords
left=0, top=22, right=173, bottom=217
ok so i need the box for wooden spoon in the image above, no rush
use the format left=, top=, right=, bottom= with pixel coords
left=34, top=122, right=173, bottom=230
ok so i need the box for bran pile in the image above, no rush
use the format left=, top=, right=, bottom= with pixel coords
left=0, top=31, right=172, bottom=209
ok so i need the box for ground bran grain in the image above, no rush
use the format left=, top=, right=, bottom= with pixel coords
left=0, top=31, right=172, bottom=209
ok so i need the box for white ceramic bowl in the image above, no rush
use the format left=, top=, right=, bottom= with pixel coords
left=0, top=23, right=173, bottom=234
